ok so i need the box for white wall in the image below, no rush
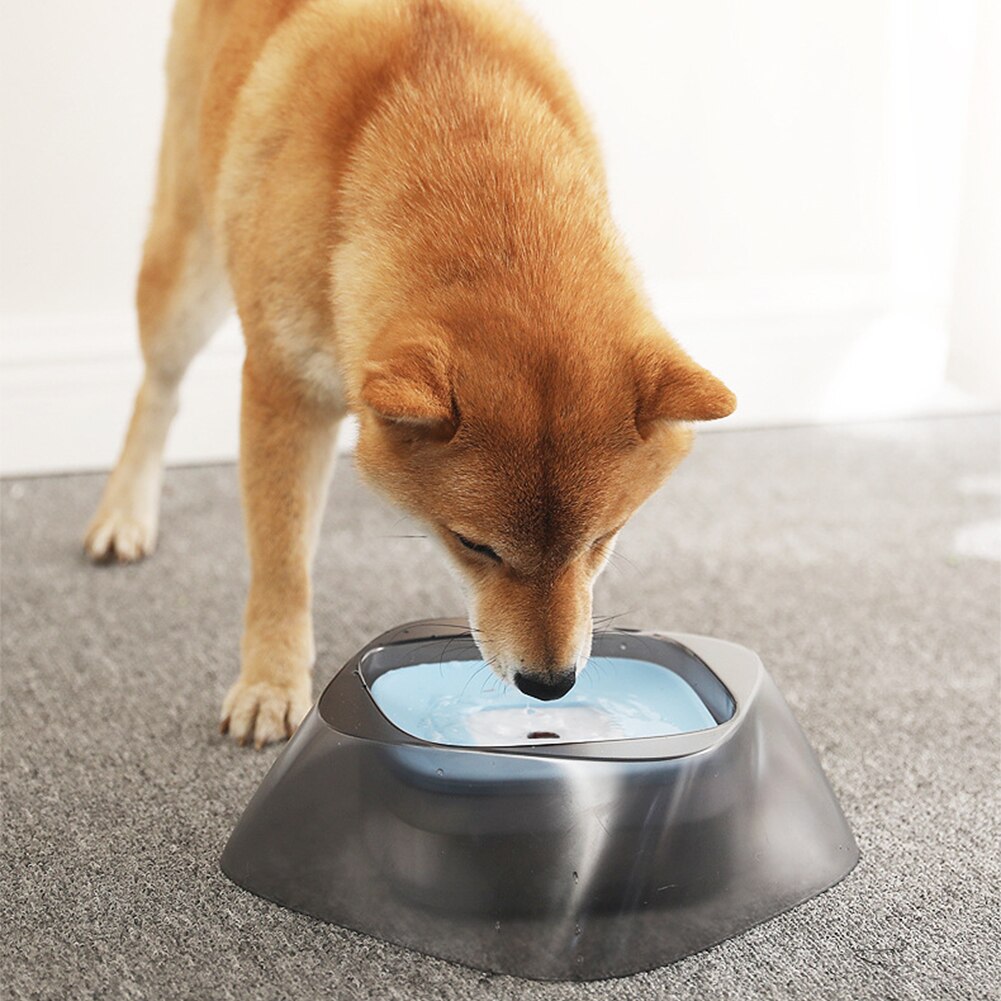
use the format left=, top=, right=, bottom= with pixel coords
left=525, top=0, right=990, bottom=424
left=1, top=0, right=995, bottom=475
left=0, top=0, right=239, bottom=476
left=947, top=0, right=1001, bottom=401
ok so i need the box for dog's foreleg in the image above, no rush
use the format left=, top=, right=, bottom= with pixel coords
left=220, top=358, right=341, bottom=747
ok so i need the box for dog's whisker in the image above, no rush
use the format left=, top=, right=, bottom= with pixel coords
left=603, top=549, right=642, bottom=576
left=436, top=633, right=469, bottom=671
left=591, top=610, right=634, bottom=626
left=458, top=662, right=491, bottom=698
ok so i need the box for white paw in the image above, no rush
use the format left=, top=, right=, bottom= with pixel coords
left=84, top=504, right=158, bottom=563
left=219, top=676, right=313, bottom=749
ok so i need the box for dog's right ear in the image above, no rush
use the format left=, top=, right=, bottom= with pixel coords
left=633, top=336, right=736, bottom=436
left=360, top=328, right=457, bottom=430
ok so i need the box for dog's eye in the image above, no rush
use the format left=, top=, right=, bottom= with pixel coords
left=454, top=532, right=502, bottom=563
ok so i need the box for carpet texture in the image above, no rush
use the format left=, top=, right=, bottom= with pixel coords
left=2, top=416, right=999, bottom=1001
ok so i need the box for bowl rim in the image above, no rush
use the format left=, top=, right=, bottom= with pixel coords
left=317, top=620, right=764, bottom=761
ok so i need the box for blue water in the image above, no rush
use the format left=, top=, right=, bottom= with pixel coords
left=367, top=657, right=718, bottom=747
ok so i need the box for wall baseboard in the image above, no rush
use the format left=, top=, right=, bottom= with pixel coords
left=0, top=276, right=990, bottom=477
left=1, top=313, right=246, bottom=477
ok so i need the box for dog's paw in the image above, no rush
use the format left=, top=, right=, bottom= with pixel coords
left=84, top=504, right=158, bottom=564
left=219, top=676, right=312, bottom=749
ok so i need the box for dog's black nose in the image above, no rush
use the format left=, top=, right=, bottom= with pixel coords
left=513, top=669, right=576, bottom=701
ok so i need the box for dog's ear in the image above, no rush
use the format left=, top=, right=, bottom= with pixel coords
left=360, top=330, right=456, bottom=428
left=633, top=338, right=736, bottom=436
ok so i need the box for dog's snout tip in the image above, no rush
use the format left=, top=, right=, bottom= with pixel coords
left=513, top=669, right=576, bottom=701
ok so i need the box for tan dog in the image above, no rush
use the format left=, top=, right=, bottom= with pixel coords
left=85, top=0, right=735, bottom=747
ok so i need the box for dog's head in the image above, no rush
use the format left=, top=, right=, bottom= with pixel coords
left=353, top=313, right=734, bottom=699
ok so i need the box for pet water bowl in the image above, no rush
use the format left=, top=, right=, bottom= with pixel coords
left=221, top=619, right=858, bottom=981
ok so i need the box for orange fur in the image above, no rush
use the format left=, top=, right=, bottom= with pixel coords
left=85, top=0, right=734, bottom=746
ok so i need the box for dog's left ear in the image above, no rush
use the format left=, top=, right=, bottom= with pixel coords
left=633, top=338, right=736, bottom=436
left=360, top=328, right=456, bottom=428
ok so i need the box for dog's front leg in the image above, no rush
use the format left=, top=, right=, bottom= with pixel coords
left=220, top=358, right=342, bottom=748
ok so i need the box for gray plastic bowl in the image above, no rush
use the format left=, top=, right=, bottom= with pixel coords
left=220, top=619, right=858, bottom=981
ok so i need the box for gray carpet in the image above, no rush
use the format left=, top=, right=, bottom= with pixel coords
left=2, top=416, right=999, bottom=1001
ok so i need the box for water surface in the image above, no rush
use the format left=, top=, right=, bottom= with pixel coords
left=368, top=657, right=718, bottom=747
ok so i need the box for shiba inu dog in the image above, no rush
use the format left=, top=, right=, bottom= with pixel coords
left=85, top=0, right=735, bottom=747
